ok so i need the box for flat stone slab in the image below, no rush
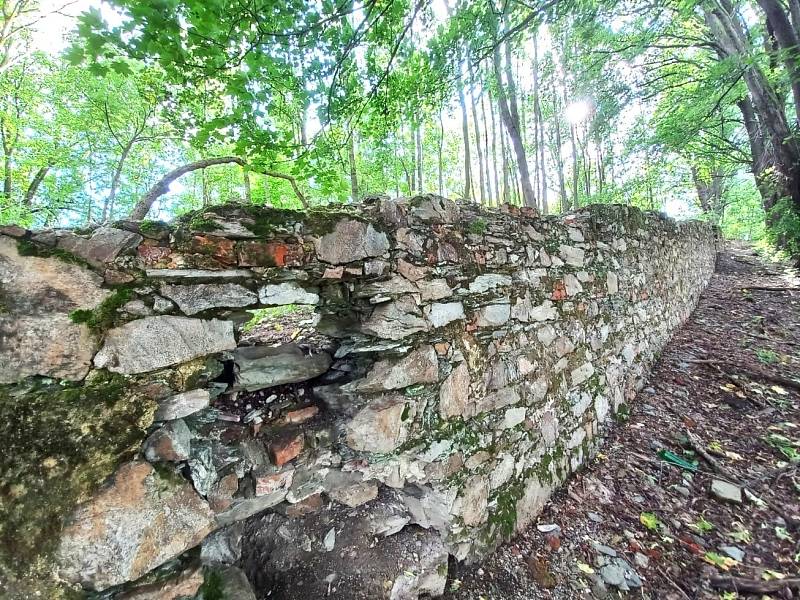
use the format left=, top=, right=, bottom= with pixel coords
left=711, top=478, right=742, bottom=504
left=94, top=316, right=236, bottom=374
left=160, top=283, right=258, bottom=315
left=233, top=344, right=332, bottom=391
left=145, top=268, right=254, bottom=279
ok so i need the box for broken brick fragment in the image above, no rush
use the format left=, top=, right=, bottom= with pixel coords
left=188, top=235, right=236, bottom=264
left=236, top=240, right=304, bottom=267
left=284, top=406, right=319, bottom=425
left=269, top=433, right=304, bottom=467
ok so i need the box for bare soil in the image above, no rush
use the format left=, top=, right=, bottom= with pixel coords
left=446, top=242, right=800, bottom=600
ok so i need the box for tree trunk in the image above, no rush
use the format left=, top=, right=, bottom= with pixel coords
left=480, top=83, right=492, bottom=203
left=533, top=36, right=547, bottom=213
left=104, top=137, right=136, bottom=222
left=789, top=0, right=800, bottom=37
left=1, top=125, right=11, bottom=200
left=438, top=109, right=445, bottom=197
left=494, top=41, right=537, bottom=208
left=489, top=89, right=500, bottom=207
left=243, top=168, right=252, bottom=203
left=24, top=165, right=49, bottom=206
left=468, top=64, right=486, bottom=204
left=415, top=121, right=423, bottom=193
left=553, top=116, right=568, bottom=212
left=569, top=123, right=580, bottom=209
left=2, top=153, right=10, bottom=200
left=708, top=5, right=800, bottom=211
left=458, top=76, right=472, bottom=201
left=756, top=0, right=800, bottom=126
left=130, top=157, right=307, bottom=220
left=408, top=124, right=416, bottom=193
left=500, top=109, right=510, bottom=204
left=348, top=132, right=359, bottom=202
left=692, top=166, right=713, bottom=212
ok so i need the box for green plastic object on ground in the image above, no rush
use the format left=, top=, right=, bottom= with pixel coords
left=658, top=449, right=699, bottom=472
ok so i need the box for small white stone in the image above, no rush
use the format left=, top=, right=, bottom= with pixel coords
left=259, top=282, right=319, bottom=305
left=559, top=245, right=585, bottom=267
left=424, top=301, right=466, bottom=328
left=475, top=303, right=511, bottom=327
left=564, top=274, right=583, bottom=296
left=570, top=362, right=595, bottom=386
left=568, top=227, right=585, bottom=242
left=607, top=271, right=619, bottom=294
left=537, top=325, right=557, bottom=346
left=502, top=407, right=527, bottom=429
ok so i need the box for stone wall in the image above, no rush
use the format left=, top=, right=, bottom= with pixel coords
left=0, top=197, right=717, bottom=599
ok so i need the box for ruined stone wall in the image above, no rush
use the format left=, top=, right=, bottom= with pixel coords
left=0, top=197, right=717, bottom=599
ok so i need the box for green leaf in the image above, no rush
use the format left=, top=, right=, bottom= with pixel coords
left=640, top=512, right=661, bottom=531
left=702, top=552, right=737, bottom=571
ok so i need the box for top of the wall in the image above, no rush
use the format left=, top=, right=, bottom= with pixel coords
left=0, top=196, right=715, bottom=282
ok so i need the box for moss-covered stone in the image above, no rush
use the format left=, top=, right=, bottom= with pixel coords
left=0, top=371, right=155, bottom=588
left=466, top=218, right=488, bottom=235
left=16, top=239, right=91, bottom=269
left=68, top=288, right=133, bottom=331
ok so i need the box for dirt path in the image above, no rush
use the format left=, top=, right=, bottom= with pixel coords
left=447, top=242, right=800, bottom=600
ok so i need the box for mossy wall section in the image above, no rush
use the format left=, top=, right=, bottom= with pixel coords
left=0, top=197, right=718, bottom=595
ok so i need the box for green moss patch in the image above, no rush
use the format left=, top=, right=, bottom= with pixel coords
left=0, top=372, right=155, bottom=583
left=69, top=288, right=133, bottom=331
left=16, top=240, right=90, bottom=268
left=197, top=568, right=224, bottom=600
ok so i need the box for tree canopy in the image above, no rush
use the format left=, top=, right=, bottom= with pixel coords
left=1, top=0, right=799, bottom=253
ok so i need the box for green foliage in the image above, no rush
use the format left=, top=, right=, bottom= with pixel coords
left=764, top=433, right=800, bottom=463
left=466, top=218, right=488, bottom=235
left=689, top=516, right=715, bottom=534
left=640, top=511, right=661, bottom=531
left=755, top=348, right=779, bottom=365
left=196, top=568, right=225, bottom=600
left=766, top=198, right=800, bottom=257
left=242, top=305, right=304, bottom=333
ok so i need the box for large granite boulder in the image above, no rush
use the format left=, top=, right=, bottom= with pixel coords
left=0, top=235, right=110, bottom=383
left=56, top=461, right=215, bottom=591
left=94, top=316, right=236, bottom=374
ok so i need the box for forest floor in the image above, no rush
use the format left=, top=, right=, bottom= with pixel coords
left=446, top=242, right=800, bottom=600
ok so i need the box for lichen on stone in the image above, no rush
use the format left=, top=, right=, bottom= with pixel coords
left=0, top=371, right=155, bottom=587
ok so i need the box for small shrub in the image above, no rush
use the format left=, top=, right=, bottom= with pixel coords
left=766, top=197, right=800, bottom=258
left=756, top=348, right=779, bottom=364
left=466, top=218, right=488, bottom=235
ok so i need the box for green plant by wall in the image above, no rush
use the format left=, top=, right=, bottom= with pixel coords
left=766, top=198, right=800, bottom=258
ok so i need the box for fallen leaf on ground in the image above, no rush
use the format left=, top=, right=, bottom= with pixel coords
left=640, top=512, right=661, bottom=531
left=702, top=551, right=738, bottom=571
